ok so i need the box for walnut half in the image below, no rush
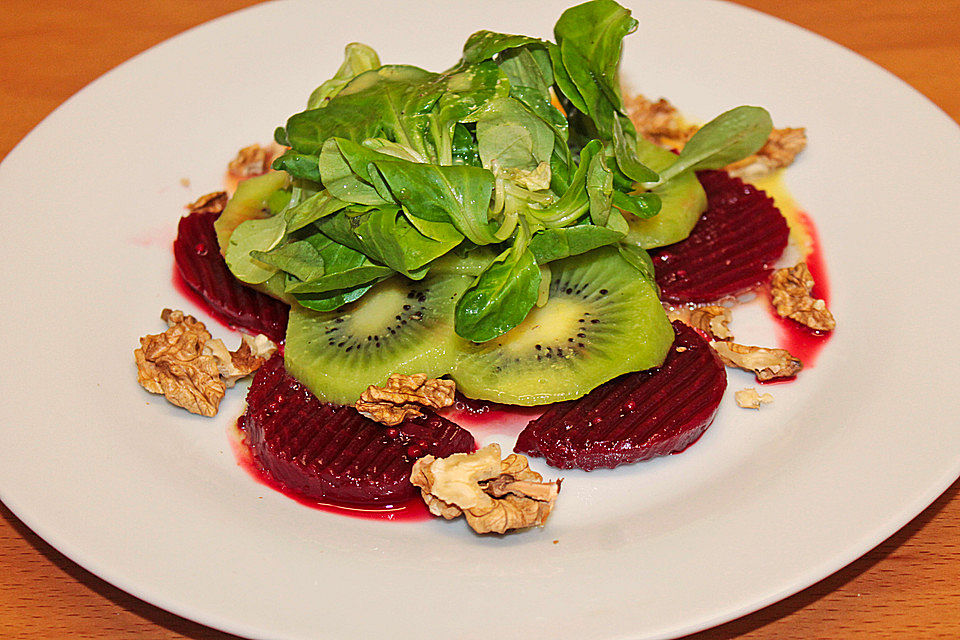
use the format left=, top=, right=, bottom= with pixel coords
left=135, top=309, right=275, bottom=416
left=410, top=444, right=562, bottom=535
left=186, top=191, right=227, bottom=215
left=356, top=374, right=456, bottom=426
left=770, top=262, right=836, bottom=332
left=623, top=94, right=697, bottom=150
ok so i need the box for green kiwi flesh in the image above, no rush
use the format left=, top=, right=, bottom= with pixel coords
left=450, top=247, right=674, bottom=405
left=283, top=274, right=471, bottom=404
left=214, top=171, right=294, bottom=305
left=214, top=171, right=289, bottom=254
left=623, top=138, right=707, bottom=249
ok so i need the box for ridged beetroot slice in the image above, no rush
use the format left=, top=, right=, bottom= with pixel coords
left=515, top=322, right=726, bottom=470
left=650, top=170, right=789, bottom=304
left=240, top=356, right=476, bottom=506
left=173, top=210, right=288, bottom=342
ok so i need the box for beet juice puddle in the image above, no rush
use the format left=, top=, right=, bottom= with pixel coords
left=165, top=166, right=834, bottom=523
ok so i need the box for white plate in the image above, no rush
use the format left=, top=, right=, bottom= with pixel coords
left=1, top=1, right=959, bottom=639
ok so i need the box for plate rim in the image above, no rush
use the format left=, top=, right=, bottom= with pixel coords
left=1, top=1, right=959, bottom=639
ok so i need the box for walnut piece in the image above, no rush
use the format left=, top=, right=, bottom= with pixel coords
left=186, top=191, right=227, bottom=215
left=770, top=262, right=836, bottom=332
left=228, top=144, right=272, bottom=178
left=710, top=341, right=803, bottom=381
left=624, top=94, right=697, bottom=149
left=669, top=305, right=734, bottom=340
left=667, top=305, right=733, bottom=340
left=410, top=444, right=561, bottom=535
left=692, top=306, right=733, bottom=340
left=135, top=309, right=274, bottom=416
left=735, top=388, right=774, bottom=409
left=727, top=127, right=807, bottom=180
left=411, top=444, right=501, bottom=517
left=356, top=373, right=456, bottom=426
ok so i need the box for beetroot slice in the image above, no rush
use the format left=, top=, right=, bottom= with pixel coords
left=173, top=210, right=288, bottom=342
left=240, top=356, right=476, bottom=506
left=650, top=170, right=789, bottom=304
left=515, top=321, right=726, bottom=470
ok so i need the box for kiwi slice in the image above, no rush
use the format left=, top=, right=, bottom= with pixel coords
left=213, top=171, right=289, bottom=254
left=284, top=274, right=470, bottom=404
left=450, top=247, right=674, bottom=405
left=623, top=138, right=707, bottom=249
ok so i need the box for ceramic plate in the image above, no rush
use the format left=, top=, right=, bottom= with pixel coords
left=1, top=1, right=958, bottom=639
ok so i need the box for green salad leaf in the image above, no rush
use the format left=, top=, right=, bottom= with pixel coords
left=224, top=214, right=287, bottom=284
left=454, top=228, right=541, bottom=342
left=528, top=224, right=624, bottom=263
left=306, top=43, right=381, bottom=110
left=651, top=105, right=773, bottom=186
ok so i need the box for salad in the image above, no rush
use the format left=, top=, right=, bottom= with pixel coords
left=140, top=0, right=832, bottom=532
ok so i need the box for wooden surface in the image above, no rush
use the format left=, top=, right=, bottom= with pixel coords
left=1, top=1, right=958, bottom=638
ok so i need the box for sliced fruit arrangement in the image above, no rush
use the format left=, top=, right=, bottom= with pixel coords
left=451, top=247, right=673, bottom=404
left=649, top=170, right=789, bottom=303
left=173, top=175, right=787, bottom=406
left=281, top=247, right=671, bottom=405
left=515, top=321, right=726, bottom=470
left=241, top=355, right=475, bottom=506
left=173, top=209, right=288, bottom=343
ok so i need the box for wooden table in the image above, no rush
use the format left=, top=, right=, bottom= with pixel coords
left=1, top=1, right=958, bottom=638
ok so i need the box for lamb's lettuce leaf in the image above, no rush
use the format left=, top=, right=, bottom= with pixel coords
left=461, top=31, right=545, bottom=65
left=468, top=97, right=554, bottom=171
left=529, top=224, right=624, bottom=264
left=651, top=106, right=773, bottom=185
left=307, top=43, right=381, bottom=110
left=454, top=231, right=541, bottom=342
left=294, top=283, right=376, bottom=312
left=224, top=214, right=287, bottom=284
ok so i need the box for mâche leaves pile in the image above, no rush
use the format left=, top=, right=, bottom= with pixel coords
left=224, top=0, right=771, bottom=356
